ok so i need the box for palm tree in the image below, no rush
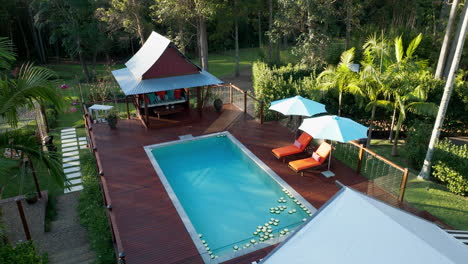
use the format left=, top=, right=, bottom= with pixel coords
left=419, top=2, right=468, bottom=179
left=317, top=48, right=361, bottom=116
left=0, top=130, right=64, bottom=196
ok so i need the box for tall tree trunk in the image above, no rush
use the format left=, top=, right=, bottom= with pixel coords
left=419, top=2, right=468, bottom=179
left=438, top=0, right=451, bottom=31
left=388, top=103, right=397, bottom=143
left=77, top=37, right=91, bottom=83
left=391, top=113, right=403, bottom=156
left=131, top=0, right=145, bottom=45
left=268, top=0, right=273, bottom=62
left=26, top=4, right=45, bottom=64
left=17, top=18, right=30, bottom=60
left=345, top=0, right=351, bottom=50
left=443, top=0, right=467, bottom=78
left=37, top=27, right=47, bottom=64
left=258, top=12, right=262, bottom=48
left=338, top=90, right=342, bottom=116
left=366, top=104, right=376, bottom=148
left=198, top=16, right=209, bottom=70
left=235, top=18, right=240, bottom=77
left=435, top=0, right=459, bottom=79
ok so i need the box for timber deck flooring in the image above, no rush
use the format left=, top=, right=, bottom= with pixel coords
left=91, top=104, right=448, bottom=264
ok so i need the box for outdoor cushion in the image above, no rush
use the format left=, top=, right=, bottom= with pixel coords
left=156, top=91, right=166, bottom=100
left=297, top=132, right=313, bottom=150
left=147, top=93, right=157, bottom=104
left=316, top=142, right=332, bottom=159
left=167, top=90, right=175, bottom=100
left=154, top=93, right=162, bottom=102
left=289, top=158, right=321, bottom=171
left=294, top=140, right=302, bottom=149
left=174, top=89, right=182, bottom=99
left=144, top=95, right=150, bottom=104
left=272, top=146, right=302, bottom=158
left=312, top=152, right=322, bottom=162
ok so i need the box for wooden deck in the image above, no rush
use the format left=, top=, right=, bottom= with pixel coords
left=91, top=105, right=447, bottom=264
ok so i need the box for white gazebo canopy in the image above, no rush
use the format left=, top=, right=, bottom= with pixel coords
left=88, top=104, right=114, bottom=123
left=261, top=187, right=468, bottom=264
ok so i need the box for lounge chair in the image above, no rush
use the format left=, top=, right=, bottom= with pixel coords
left=288, top=142, right=332, bottom=176
left=272, top=132, right=313, bottom=162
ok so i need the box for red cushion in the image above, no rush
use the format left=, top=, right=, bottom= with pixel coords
left=293, top=140, right=302, bottom=149
left=174, top=89, right=182, bottom=99
left=156, top=91, right=166, bottom=100
left=144, top=95, right=150, bottom=104
left=312, top=152, right=322, bottom=162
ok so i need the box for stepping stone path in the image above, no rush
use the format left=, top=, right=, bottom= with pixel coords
left=60, top=128, right=88, bottom=194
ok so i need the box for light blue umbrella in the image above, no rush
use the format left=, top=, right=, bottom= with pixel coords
left=269, top=95, right=326, bottom=116
left=298, top=115, right=368, bottom=177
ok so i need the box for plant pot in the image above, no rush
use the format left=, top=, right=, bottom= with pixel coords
left=214, top=98, right=223, bottom=113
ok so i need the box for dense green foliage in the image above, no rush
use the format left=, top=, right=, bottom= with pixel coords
left=0, top=241, right=48, bottom=264
left=78, top=153, right=115, bottom=264
left=432, top=140, right=468, bottom=196
left=402, top=122, right=432, bottom=170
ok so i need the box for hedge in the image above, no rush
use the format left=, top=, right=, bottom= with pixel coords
left=0, top=241, right=48, bottom=264
left=432, top=139, right=468, bottom=196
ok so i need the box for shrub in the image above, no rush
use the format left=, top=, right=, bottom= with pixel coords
left=0, top=241, right=48, bottom=264
left=402, top=121, right=432, bottom=170
left=105, top=111, right=119, bottom=129
left=432, top=161, right=467, bottom=196
left=432, top=139, right=468, bottom=196
left=78, top=153, right=115, bottom=264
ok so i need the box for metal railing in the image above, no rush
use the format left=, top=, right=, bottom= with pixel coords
left=82, top=103, right=126, bottom=264
left=333, top=141, right=409, bottom=203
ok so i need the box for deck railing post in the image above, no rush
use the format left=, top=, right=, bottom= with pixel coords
left=398, top=168, right=409, bottom=203
left=243, top=90, right=247, bottom=113
left=229, top=84, right=233, bottom=104
left=16, top=199, right=31, bottom=240
left=125, top=96, right=130, bottom=119
left=260, top=101, right=264, bottom=124
left=357, top=144, right=364, bottom=174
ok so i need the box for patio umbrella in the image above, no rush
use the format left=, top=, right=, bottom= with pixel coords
left=269, top=95, right=326, bottom=117
left=298, top=115, right=368, bottom=177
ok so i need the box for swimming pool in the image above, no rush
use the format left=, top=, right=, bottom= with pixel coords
left=144, top=132, right=316, bottom=263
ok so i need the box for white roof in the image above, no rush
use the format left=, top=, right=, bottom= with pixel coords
left=89, top=104, right=114, bottom=111
left=262, top=187, right=468, bottom=264
left=125, top=31, right=171, bottom=79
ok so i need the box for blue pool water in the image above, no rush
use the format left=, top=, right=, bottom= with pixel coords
left=149, top=134, right=313, bottom=260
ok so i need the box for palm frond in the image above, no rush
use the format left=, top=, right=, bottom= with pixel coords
left=394, top=36, right=404, bottom=63
left=339, top=47, right=355, bottom=67
left=406, top=33, right=423, bottom=58
left=407, top=102, right=439, bottom=117
left=0, top=37, right=16, bottom=69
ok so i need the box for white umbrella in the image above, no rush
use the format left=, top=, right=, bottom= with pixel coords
left=298, top=115, right=368, bottom=177
left=269, top=95, right=326, bottom=117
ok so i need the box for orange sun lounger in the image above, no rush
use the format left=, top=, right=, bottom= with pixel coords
left=272, top=132, right=313, bottom=162
left=288, top=141, right=332, bottom=176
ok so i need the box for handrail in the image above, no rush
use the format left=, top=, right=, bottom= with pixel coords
left=349, top=141, right=405, bottom=172
left=82, top=103, right=126, bottom=263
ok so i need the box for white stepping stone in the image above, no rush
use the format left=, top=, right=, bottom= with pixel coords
left=78, top=137, right=87, bottom=141
left=63, top=151, right=79, bottom=157
left=61, top=133, right=76, bottom=137
left=64, top=185, right=83, bottom=193
left=61, top=138, right=77, bottom=143
left=79, top=145, right=88, bottom=149
left=61, top=134, right=76, bottom=139
left=62, top=146, right=78, bottom=152
left=63, top=156, right=79, bottom=162
left=63, top=161, right=80, bottom=168
left=66, top=172, right=81, bottom=179
left=64, top=166, right=80, bottom=174
left=68, top=178, right=82, bottom=185
left=62, top=142, right=78, bottom=148
left=61, top=128, right=76, bottom=132
left=79, top=141, right=87, bottom=146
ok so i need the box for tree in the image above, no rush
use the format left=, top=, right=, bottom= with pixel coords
left=435, top=0, right=459, bottom=79
left=419, top=1, right=468, bottom=179
left=152, top=0, right=220, bottom=70
left=317, top=48, right=361, bottom=116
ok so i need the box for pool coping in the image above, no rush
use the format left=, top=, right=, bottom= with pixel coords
left=144, top=131, right=317, bottom=264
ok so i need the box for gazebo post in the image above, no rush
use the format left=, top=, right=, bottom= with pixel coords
left=125, top=96, right=130, bottom=119
left=197, top=87, right=202, bottom=117
left=186, top=88, right=190, bottom=112
left=144, top=94, right=149, bottom=127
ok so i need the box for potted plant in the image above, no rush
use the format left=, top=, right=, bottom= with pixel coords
left=213, top=98, right=223, bottom=113
left=105, top=110, right=119, bottom=129
left=24, top=192, right=38, bottom=204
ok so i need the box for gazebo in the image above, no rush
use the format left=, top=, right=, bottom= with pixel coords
left=112, top=31, right=223, bottom=127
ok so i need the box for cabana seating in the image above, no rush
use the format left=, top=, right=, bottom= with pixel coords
left=272, top=132, right=313, bottom=162
left=288, top=141, right=332, bottom=176
left=140, top=89, right=187, bottom=108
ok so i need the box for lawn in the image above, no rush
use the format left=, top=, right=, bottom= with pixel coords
left=369, top=139, right=468, bottom=230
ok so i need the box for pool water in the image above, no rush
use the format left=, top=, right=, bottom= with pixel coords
left=148, top=133, right=314, bottom=261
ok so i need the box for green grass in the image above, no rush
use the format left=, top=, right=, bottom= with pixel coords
left=369, top=139, right=468, bottom=230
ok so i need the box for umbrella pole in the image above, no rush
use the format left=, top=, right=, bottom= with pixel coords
left=322, top=141, right=335, bottom=178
